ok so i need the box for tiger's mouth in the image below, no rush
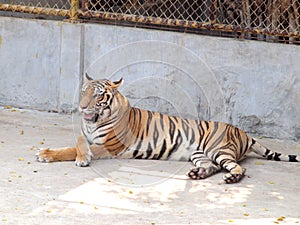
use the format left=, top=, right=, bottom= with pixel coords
left=83, top=112, right=99, bottom=123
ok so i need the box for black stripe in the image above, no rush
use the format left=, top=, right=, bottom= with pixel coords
left=159, top=113, right=164, bottom=130
left=189, top=128, right=195, bottom=145
left=264, top=148, right=271, bottom=157
left=243, top=138, right=249, bottom=154
left=203, top=121, right=210, bottom=129
left=173, top=116, right=178, bottom=123
left=153, top=122, right=159, bottom=148
left=135, top=154, right=144, bottom=159
left=167, top=130, right=183, bottom=158
left=235, top=127, right=246, bottom=156
left=196, top=121, right=206, bottom=150
left=169, top=117, right=176, bottom=143
left=145, top=143, right=153, bottom=159
left=267, top=153, right=274, bottom=160
left=132, top=132, right=144, bottom=159
left=203, top=122, right=219, bottom=151
left=289, top=155, right=298, bottom=162
left=217, top=151, right=236, bottom=165
left=135, top=132, right=144, bottom=152
left=95, top=132, right=107, bottom=139
left=132, top=108, right=137, bottom=125
left=205, top=125, right=227, bottom=154
left=146, top=111, right=153, bottom=136
left=156, top=139, right=167, bottom=160
left=274, top=152, right=281, bottom=161
left=182, top=119, right=189, bottom=139
left=133, top=149, right=139, bottom=158
left=92, top=118, right=116, bottom=132
left=107, top=93, right=113, bottom=106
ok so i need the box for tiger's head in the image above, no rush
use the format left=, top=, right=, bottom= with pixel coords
left=79, top=73, right=124, bottom=123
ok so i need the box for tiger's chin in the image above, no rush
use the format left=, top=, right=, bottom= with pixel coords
left=83, top=113, right=99, bottom=123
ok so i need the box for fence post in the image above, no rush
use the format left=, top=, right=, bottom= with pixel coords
left=69, top=0, right=79, bottom=21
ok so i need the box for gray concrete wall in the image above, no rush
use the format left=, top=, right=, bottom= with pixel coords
left=0, top=16, right=299, bottom=140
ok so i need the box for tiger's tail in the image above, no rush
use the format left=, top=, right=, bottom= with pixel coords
left=250, top=139, right=299, bottom=162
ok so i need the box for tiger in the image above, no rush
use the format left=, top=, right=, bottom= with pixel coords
left=36, top=74, right=299, bottom=184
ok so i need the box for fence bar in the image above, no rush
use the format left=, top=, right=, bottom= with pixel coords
left=69, top=0, right=79, bottom=21
left=80, top=11, right=300, bottom=39
left=0, top=4, right=69, bottom=17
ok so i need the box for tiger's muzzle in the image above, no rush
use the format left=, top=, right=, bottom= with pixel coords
left=78, top=105, right=99, bottom=123
left=83, top=112, right=99, bottom=123
left=79, top=104, right=110, bottom=123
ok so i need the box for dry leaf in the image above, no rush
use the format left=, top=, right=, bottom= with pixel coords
left=18, top=157, right=24, bottom=161
left=277, top=216, right=285, bottom=221
left=4, top=106, right=12, bottom=109
left=30, top=146, right=37, bottom=151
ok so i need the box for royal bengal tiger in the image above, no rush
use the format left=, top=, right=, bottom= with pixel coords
left=36, top=74, right=299, bottom=183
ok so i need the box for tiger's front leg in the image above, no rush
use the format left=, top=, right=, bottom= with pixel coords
left=74, top=136, right=113, bottom=166
left=36, top=147, right=77, bottom=163
left=74, top=134, right=92, bottom=166
left=36, top=134, right=88, bottom=165
left=37, top=134, right=112, bottom=166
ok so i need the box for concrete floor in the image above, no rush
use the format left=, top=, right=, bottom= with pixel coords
left=0, top=107, right=299, bottom=225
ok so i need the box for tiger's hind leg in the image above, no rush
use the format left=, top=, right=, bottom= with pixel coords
left=187, top=150, right=221, bottom=180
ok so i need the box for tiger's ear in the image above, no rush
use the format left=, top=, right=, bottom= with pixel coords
left=111, top=77, right=123, bottom=90
left=83, top=73, right=93, bottom=83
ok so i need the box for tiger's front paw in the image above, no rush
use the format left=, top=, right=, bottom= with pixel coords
left=36, top=148, right=53, bottom=163
left=75, top=154, right=92, bottom=167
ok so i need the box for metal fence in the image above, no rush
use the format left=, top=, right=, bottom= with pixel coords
left=1, top=0, right=299, bottom=44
